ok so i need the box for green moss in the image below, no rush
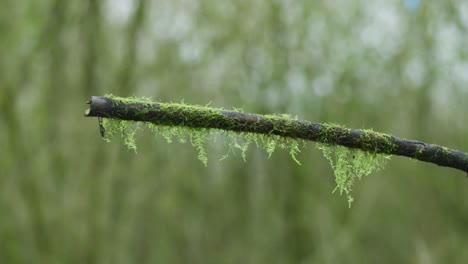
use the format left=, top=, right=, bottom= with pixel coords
left=101, top=95, right=304, bottom=166
left=415, top=147, right=424, bottom=157
left=105, top=93, right=154, bottom=105
left=315, top=125, right=392, bottom=206
left=359, top=128, right=398, bottom=153
left=102, top=118, right=139, bottom=152
left=317, top=143, right=391, bottom=207
left=441, top=146, right=451, bottom=155
left=190, top=129, right=209, bottom=166
left=100, top=95, right=392, bottom=206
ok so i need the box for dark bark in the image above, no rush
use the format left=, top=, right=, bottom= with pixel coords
left=85, top=96, right=468, bottom=175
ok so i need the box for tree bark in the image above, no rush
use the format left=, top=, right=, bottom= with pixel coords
left=85, top=96, right=468, bottom=175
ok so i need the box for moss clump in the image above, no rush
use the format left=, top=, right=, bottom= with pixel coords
left=359, top=128, right=398, bottom=153
left=103, top=119, right=304, bottom=166
left=317, top=143, right=391, bottom=207
left=101, top=95, right=305, bottom=166
left=102, top=118, right=139, bottom=152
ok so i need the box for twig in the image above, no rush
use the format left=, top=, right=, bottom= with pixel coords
left=84, top=96, right=468, bottom=175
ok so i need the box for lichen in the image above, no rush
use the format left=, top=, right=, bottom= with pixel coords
left=317, top=143, right=391, bottom=207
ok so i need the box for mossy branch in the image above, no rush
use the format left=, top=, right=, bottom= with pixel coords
left=85, top=96, right=468, bottom=175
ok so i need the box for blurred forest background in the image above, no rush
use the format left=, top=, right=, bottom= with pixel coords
left=1, top=0, right=468, bottom=263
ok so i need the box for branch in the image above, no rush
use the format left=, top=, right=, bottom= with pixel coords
left=85, top=96, right=468, bottom=175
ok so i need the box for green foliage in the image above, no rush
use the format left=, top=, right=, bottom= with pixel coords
left=101, top=95, right=308, bottom=165
left=317, top=143, right=391, bottom=207
left=101, top=112, right=306, bottom=166
left=102, top=118, right=139, bottom=152
left=190, top=129, right=209, bottom=166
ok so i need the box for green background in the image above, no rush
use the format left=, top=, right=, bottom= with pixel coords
left=1, top=0, right=468, bottom=263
